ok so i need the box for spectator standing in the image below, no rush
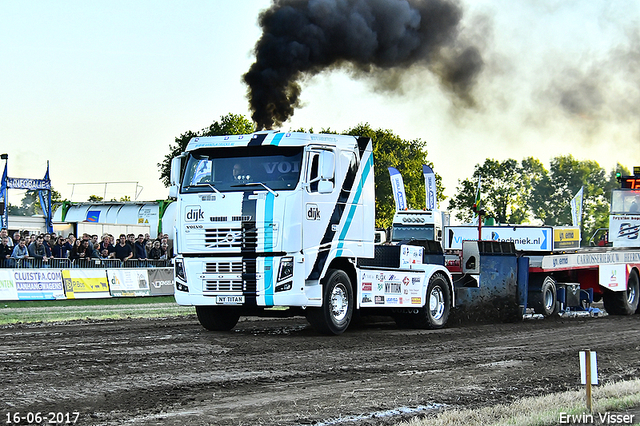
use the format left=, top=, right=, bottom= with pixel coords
left=0, top=237, right=11, bottom=267
left=64, top=233, right=76, bottom=255
left=134, top=234, right=148, bottom=260
left=42, top=233, right=53, bottom=258
left=11, top=239, right=30, bottom=267
left=126, top=234, right=136, bottom=252
left=52, top=236, right=67, bottom=258
left=0, top=228, right=12, bottom=249
left=68, top=239, right=84, bottom=261
left=28, top=235, right=49, bottom=263
left=98, top=234, right=116, bottom=257
left=148, top=240, right=162, bottom=260
left=11, top=231, right=20, bottom=248
left=114, top=234, right=133, bottom=262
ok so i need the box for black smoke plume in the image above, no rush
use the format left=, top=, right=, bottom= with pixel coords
left=244, top=0, right=484, bottom=130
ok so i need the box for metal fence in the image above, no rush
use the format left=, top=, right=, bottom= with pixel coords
left=0, top=258, right=173, bottom=269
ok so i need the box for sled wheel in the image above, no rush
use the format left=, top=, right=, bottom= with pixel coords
left=530, top=276, right=559, bottom=317
left=604, top=269, right=640, bottom=315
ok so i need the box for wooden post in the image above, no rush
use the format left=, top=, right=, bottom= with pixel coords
left=585, top=350, right=592, bottom=412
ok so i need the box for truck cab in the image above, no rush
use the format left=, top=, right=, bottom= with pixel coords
left=390, top=209, right=447, bottom=244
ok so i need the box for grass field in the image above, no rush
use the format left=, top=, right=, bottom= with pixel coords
left=0, top=296, right=195, bottom=324
left=401, top=379, right=640, bottom=426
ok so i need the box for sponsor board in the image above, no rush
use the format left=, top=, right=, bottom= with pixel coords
left=62, top=269, right=110, bottom=299
left=599, top=264, right=627, bottom=292
left=609, top=215, right=640, bottom=247
left=148, top=268, right=175, bottom=296
left=541, top=251, right=640, bottom=269
left=445, top=226, right=552, bottom=251
left=107, top=269, right=150, bottom=297
left=13, top=269, right=65, bottom=300
left=553, top=227, right=580, bottom=250
left=359, top=269, right=425, bottom=307
left=400, top=245, right=423, bottom=267
left=0, top=270, right=18, bottom=301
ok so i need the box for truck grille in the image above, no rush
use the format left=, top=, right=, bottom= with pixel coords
left=203, top=259, right=257, bottom=293
left=202, top=224, right=258, bottom=250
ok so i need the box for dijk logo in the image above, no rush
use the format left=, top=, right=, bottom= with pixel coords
left=185, top=206, right=205, bottom=222
left=307, top=204, right=321, bottom=220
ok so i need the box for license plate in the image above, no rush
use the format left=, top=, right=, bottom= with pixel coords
left=216, top=295, right=244, bottom=305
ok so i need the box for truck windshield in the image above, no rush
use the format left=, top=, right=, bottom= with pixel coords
left=181, top=146, right=303, bottom=193
left=391, top=225, right=435, bottom=242
left=611, top=189, right=640, bottom=214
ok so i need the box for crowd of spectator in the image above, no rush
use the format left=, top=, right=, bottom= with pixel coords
left=0, top=227, right=173, bottom=268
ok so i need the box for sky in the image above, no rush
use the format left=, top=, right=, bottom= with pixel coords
left=1, top=0, right=639, bottom=206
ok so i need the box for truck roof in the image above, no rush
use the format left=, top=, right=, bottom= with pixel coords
left=185, top=131, right=361, bottom=152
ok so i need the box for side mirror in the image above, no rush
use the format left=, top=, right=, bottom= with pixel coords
left=319, top=151, right=335, bottom=180
left=170, top=156, right=183, bottom=187
left=318, top=180, right=334, bottom=194
left=169, top=185, right=178, bottom=199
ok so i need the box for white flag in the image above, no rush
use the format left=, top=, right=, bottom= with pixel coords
left=388, top=167, right=407, bottom=211
left=423, top=165, right=437, bottom=210
left=570, top=186, right=584, bottom=227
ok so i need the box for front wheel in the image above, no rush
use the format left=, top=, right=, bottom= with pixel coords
left=604, top=270, right=640, bottom=315
left=412, top=272, right=451, bottom=329
left=196, top=306, right=241, bottom=331
left=306, top=269, right=353, bottom=335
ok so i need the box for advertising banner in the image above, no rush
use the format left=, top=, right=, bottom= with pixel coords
left=388, top=167, right=407, bottom=211
left=553, top=227, right=581, bottom=250
left=13, top=269, right=65, bottom=300
left=359, top=270, right=424, bottom=307
left=0, top=269, right=18, bottom=301
left=107, top=269, right=150, bottom=297
left=445, top=226, right=552, bottom=251
left=423, top=165, right=437, bottom=210
left=609, top=215, right=640, bottom=247
left=148, top=268, right=175, bottom=296
left=62, top=269, right=110, bottom=299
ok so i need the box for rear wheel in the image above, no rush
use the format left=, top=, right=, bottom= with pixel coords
left=196, top=306, right=241, bottom=331
left=412, top=272, right=451, bottom=329
left=306, top=269, right=353, bottom=335
left=529, top=276, right=558, bottom=317
left=604, top=270, right=640, bottom=315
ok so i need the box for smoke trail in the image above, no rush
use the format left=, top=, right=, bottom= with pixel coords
left=244, top=0, right=484, bottom=130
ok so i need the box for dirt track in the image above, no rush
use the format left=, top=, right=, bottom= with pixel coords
left=2, top=312, right=640, bottom=426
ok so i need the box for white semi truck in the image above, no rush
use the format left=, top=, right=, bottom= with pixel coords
left=169, top=131, right=454, bottom=334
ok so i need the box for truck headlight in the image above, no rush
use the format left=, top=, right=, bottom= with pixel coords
left=175, top=258, right=187, bottom=281
left=277, top=257, right=294, bottom=282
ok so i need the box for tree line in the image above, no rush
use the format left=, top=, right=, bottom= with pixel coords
left=159, top=113, right=626, bottom=244
left=9, top=113, right=625, bottom=247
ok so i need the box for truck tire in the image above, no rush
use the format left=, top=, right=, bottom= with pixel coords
left=412, top=272, right=451, bottom=329
left=196, top=306, right=241, bottom=331
left=529, top=276, right=558, bottom=317
left=603, top=270, right=640, bottom=315
left=306, top=269, right=353, bottom=335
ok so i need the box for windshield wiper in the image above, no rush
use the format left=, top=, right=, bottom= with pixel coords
left=231, top=182, right=279, bottom=197
left=191, top=183, right=225, bottom=198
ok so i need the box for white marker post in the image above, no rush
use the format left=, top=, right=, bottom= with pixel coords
left=580, top=350, right=598, bottom=412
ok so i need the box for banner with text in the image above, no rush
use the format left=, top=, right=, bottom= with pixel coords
left=0, top=270, right=18, bottom=301
left=13, top=269, right=65, bottom=300
left=388, top=167, right=407, bottom=211
left=107, top=269, right=150, bottom=297
left=62, top=269, right=111, bottom=299
left=148, top=268, right=175, bottom=296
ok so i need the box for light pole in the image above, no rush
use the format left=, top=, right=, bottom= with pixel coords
left=1, top=153, right=7, bottom=229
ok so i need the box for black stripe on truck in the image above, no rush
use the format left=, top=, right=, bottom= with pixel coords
left=306, top=137, right=371, bottom=281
